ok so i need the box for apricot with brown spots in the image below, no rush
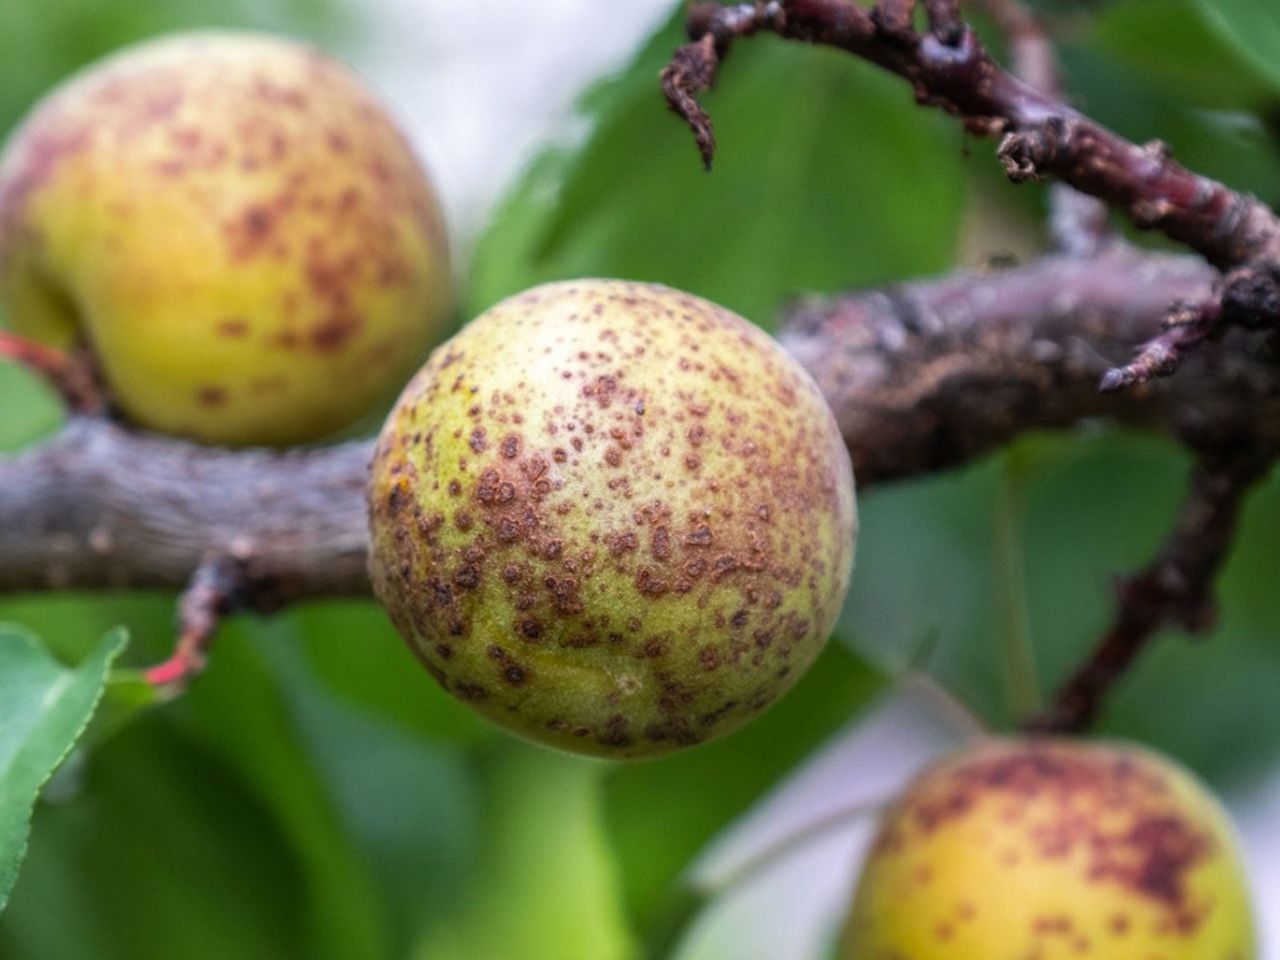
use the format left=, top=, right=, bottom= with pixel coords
left=368, top=279, right=856, bottom=758
left=0, top=32, right=450, bottom=446
left=842, top=738, right=1256, bottom=958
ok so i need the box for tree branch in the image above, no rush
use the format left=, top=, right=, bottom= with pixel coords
left=2, top=246, right=1273, bottom=597
left=662, top=1, right=1280, bottom=383
left=1028, top=454, right=1270, bottom=734
left=0, top=419, right=370, bottom=599
left=780, top=246, right=1280, bottom=483
left=2, top=246, right=1275, bottom=719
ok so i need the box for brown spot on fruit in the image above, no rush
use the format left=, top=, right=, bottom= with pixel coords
left=309, top=313, right=360, bottom=351
left=652, top=526, right=672, bottom=560
left=217, top=316, right=250, bottom=337
left=196, top=385, right=228, bottom=407
left=486, top=644, right=529, bottom=686
left=684, top=523, right=714, bottom=546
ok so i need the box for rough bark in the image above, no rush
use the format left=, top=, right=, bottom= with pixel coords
left=3, top=247, right=1272, bottom=600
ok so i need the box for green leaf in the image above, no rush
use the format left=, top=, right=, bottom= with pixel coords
left=0, top=618, right=390, bottom=960
left=1191, top=0, right=1280, bottom=96
left=605, top=643, right=883, bottom=943
left=0, top=702, right=325, bottom=959
left=0, top=0, right=351, bottom=146
left=262, top=624, right=483, bottom=957
left=0, top=625, right=126, bottom=911
left=1093, top=0, right=1280, bottom=108
left=413, top=745, right=637, bottom=960
left=1102, top=454, right=1280, bottom=780
left=469, top=11, right=966, bottom=327
left=175, top=619, right=390, bottom=960
left=0, top=364, right=64, bottom=453
left=291, top=601, right=494, bottom=747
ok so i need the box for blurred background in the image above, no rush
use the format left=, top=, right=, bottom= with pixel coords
left=1, top=0, right=1279, bottom=957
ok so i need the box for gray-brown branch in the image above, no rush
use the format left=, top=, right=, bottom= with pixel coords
left=782, top=246, right=1280, bottom=483
left=0, top=419, right=370, bottom=601
left=3, top=245, right=1277, bottom=601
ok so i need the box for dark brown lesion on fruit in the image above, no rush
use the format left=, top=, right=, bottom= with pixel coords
left=486, top=643, right=530, bottom=686
left=600, top=714, right=634, bottom=748
left=196, top=385, right=228, bottom=407
left=216, top=317, right=250, bottom=338
left=308, top=311, right=361, bottom=351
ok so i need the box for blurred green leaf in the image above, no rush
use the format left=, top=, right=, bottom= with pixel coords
left=291, top=601, right=494, bottom=747
left=841, top=435, right=1190, bottom=728
left=414, top=745, right=637, bottom=960
left=1093, top=0, right=1280, bottom=108
left=0, top=364, right=64, bottom=453
left=470, top=11, right=967, bottom=327
left=0, top=619, right=390, bottom=960
left=0, top=701, right=319, bottom=959
left=0, top=0, right=351, bottom=144
left=1103, top=457, right=1280, bottom=781
left=1192, top=0, right=1280, bottom=95
left=0, top=625, right=125, bottom=911
left=604, top=643, right=883, bottom=942
left=842, top=429, right=1280, bottom=784
left=174, top=619, right=390, bottom=960
left=263, top=626, right=483, bottom=958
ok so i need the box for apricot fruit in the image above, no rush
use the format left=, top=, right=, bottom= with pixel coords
left=843, top=737, right=1256, bottom=959
left=0, top=31, right=450, bottom=446
left=368, top=279, right=856, bottom=758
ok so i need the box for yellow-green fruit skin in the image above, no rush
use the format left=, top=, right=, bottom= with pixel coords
left=0, top=31, right=449, bottom=446
left=843, top=738, right=1256, bottom=960
left=368, top=280, right=857, bottom=759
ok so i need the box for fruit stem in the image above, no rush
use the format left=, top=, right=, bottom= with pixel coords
left=0, top=331, right=106, bottom=414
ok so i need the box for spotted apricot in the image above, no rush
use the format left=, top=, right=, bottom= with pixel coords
left=843, top=737, right=1256, bottom=959
left=0, top=31, right=449, bottom=446
left=368, top=279, right=857, bottom=758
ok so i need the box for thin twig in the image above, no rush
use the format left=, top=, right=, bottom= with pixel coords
left=145, top=556, right=248, bottom=691
left=1100, top=295, right=1222, bottom=392
left=1028, top=453, right=1271, bottom=734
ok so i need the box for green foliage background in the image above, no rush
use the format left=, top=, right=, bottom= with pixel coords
left=2, top=1, right=1280, bottom=957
